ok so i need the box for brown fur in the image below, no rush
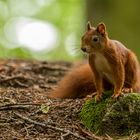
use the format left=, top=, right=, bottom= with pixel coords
left=48, top=22, right=140, bottom=100
left=48, top=64, right=96, bottom=98
left=82, top=22, right=140, bottom=101
left=48, top=64, right=113, bottom=98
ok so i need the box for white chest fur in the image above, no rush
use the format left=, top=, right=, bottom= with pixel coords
left=94, top=53, right=115, bottom=84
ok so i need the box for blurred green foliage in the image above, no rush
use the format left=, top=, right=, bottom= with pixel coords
left=0, top=0, right=140, bottom=61
left=87, top=0, right=140, bottom=60
left=0, top=0, right=85, bottom=61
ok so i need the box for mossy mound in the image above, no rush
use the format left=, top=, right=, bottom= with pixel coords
left=80, top=92, right=140, bottom=136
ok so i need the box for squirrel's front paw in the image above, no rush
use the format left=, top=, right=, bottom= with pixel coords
left=112, top=92, right=122, bottom=99
left=95, top=93, right=102, bottom=103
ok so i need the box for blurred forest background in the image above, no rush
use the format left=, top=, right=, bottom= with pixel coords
left=0, top=0, right=140, bottom=61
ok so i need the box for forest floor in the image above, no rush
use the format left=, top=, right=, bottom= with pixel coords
left=0, top=59, right=109, bottom=140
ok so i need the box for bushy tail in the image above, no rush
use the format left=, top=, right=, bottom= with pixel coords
left=47, top=64, right=96, bottom=98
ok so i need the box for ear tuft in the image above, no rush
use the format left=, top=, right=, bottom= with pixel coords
left=87, top=21, right=92, bottom=31
left=96, top=23, right=107, bottom=36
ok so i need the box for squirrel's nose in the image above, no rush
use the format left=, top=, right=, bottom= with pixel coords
left=81, top=47, right=86, bottom=52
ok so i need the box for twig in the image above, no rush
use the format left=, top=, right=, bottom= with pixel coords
left=15, top=80, right=29, bottom=87
left=61, top=131, right=70, bottom=140
left=0, top=106, right=29, bottom=110
left=0, top=103, right=40, bottom=111
left=61, top=131, right=70, bottom=137
left=0, top=75, right=34, bottom=82
left=0, top=102, right=40, bottom=107
left=0, top=123, right=10, bottom=126
left=105, top=134, right=113, bottom=140
left=76, top=125, right=103, bottom=140
left=14, top=112, right=86, bottom=140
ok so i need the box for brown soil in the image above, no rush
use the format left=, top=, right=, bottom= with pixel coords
left=0, top=59, right=107, bottom=140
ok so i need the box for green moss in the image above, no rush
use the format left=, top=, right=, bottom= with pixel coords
left=79, top=92, right=140, bottom=136
left=79, top=91, right=113, bottom=133
left=121, top=93, right=140, bottom=104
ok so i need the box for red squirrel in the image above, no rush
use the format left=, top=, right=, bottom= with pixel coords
left=48, top=22, right=140, bottom=101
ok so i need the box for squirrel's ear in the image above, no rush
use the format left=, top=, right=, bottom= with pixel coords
left=87, top=21, right=92, bottom=31
left=96, top=23, right=107, bottom=36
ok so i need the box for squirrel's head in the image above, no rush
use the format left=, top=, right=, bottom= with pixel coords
left=81, top=21, right=108, bottom=54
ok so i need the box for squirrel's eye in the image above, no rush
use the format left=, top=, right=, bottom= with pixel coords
left=92, top=36, right=99, bottom=42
